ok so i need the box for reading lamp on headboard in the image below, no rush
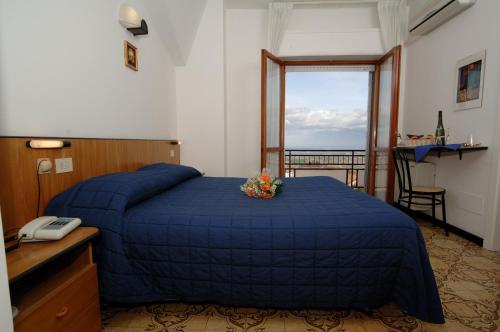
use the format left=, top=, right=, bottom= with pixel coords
left=26, top=139, right=71, bottom=149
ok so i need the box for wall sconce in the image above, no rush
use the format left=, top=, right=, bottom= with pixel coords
left=118, top=4, right=148, bottom=36
left=26, top=139, right=71, bottom=149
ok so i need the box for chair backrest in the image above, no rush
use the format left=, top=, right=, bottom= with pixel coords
left=392, top=149, right=414, bottom=194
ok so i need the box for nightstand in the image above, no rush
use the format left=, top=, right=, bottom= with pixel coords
left=7, top=227, right=101, bottom=332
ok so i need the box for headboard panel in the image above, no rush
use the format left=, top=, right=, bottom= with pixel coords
left=0, top=137, right=180, bottom=232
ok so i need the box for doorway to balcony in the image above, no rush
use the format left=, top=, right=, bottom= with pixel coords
left=260, top=47, right=401, bottom=203
left=284, top=69, right=371, bottom=190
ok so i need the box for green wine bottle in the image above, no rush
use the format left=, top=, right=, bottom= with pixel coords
left=435, top=110, right=445, bottom=145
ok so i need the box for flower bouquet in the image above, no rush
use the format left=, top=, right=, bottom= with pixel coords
left=240, top=169, right=283, bottom=199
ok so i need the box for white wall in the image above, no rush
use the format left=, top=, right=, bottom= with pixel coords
left=178, top=2, right=268, bottom=178
left=144, top=0, right=207, bottom=66
left=176, top=0, right=226, bottom=176
left=491, top=83, right=500, bottom=250
left=0, top=212, right=13, bottom=332
left=0, top=0, right=177, bottom=140
left=225, top=9, right=267, bottom=177
left=402, top=0, right=500, bottom=248
left=222, top=3, right=384, bottom=177
left=281, top=4, right=384, bottom=57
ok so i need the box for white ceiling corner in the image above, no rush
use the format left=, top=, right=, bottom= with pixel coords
left=144, top=0, right=207, bottom=66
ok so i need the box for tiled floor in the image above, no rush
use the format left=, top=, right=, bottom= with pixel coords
left=102, top=221, right=500, bottom=331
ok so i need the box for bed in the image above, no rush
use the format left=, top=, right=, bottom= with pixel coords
left=45, top=163, right=444, bottom=323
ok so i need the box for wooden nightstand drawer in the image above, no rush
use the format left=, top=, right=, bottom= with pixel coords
left=15, top=264, right=100, bottom=332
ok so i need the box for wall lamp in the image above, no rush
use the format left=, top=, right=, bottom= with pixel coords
left=119, top=4, right=148, bottom=36
left=26, top=139, right=71, bottom=149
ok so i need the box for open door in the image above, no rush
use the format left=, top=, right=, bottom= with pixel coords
left=261, top=49, right=285, bottom=177
left=367, top=46, right=401, bottom=203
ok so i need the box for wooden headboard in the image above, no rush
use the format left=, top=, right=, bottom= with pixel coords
left=0, top=137, right=180, bottom=232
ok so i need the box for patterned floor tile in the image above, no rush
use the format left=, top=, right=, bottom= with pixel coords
left=104, top=311, right=137, bottom=327
left=284, top=318, right=314, bottom=332
left=205, top=315, right=231, bottom=331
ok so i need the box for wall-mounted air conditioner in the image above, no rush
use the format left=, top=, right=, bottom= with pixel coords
left=409, top=0, right=476, bottom=36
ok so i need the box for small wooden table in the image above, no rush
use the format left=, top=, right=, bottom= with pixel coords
left=394, top=145, right=488, bottom=160
left=7, top=227, right=101, bottom=332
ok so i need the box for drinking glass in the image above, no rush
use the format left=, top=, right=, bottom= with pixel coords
left=466, top=134, right=475, bottom=146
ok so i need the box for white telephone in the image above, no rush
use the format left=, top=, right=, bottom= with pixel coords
left=18, top=216, right=81, bottom=242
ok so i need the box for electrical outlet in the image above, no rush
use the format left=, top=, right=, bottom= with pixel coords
left=170, top=149, right=175, bottom=158
left=55, top=157, right=73, bottom=173
left=36, top=158, right=52, bottom=174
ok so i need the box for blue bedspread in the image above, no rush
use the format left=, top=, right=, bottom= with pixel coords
left=46, top=164, right=444, bottom=323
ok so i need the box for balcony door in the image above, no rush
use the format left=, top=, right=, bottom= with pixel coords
left=260, top=46, right=401, bottom=197
left=261, top=50, right=285, bottom=177
left=367, top=46, right=402, bottom=203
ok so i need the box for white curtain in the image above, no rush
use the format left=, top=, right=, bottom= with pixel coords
left=268, top=2, right=293, bottom=54
left=377, top=0, right=409, bottom=52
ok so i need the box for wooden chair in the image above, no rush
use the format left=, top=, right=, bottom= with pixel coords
left=393, top=149, right=449, bottom=236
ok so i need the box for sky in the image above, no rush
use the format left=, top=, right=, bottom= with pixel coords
left=285, top=71, right=369, bottom=150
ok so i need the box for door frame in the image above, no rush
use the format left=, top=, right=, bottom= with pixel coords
left=367, top=45, right=402, bottom=203
left=260, top=49, right=380, bottom=177
left=261, top=47, right=401, bottom=199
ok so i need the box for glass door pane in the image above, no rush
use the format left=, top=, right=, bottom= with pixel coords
left=266, top=151, right=280, bottom=175
left=266, top=58, right=280, bottom=149
left=374, top=55, right=393, bottom=200
left=367, top=46, right=401, bottom=203
left=261, top=50, right=285, bottom=177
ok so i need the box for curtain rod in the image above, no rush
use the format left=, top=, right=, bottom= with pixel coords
left=287, top=0, right=379, bottom=5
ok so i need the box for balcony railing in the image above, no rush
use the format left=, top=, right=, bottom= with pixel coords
left=285, top=149, right=366, bottom=189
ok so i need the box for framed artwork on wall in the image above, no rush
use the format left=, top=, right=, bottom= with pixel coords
left=124, top=41, right=138, bottom=71
left=454, top=50, right=485, bottom=111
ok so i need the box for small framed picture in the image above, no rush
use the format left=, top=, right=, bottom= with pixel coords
left=124, top=41, right=138, bottom=71
left=454, top=50, right=485, bottom=111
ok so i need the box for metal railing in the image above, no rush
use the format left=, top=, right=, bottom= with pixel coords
left=285, top=149, right=366, bottom=189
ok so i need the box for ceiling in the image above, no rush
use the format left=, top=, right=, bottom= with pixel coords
left=225, top=0, right=378, bottom=10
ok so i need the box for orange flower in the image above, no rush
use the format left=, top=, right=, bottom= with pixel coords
left=261, top=183, right=270, bottom=191
left=260, top=174, right=270, bottom=182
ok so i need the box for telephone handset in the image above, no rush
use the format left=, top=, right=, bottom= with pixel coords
left=18, top=216, right=81, bottom=242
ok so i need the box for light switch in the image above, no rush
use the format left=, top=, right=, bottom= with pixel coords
left=55, top=157, right=73, bottom=173
left=170, top=149, right=175, bottom=158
